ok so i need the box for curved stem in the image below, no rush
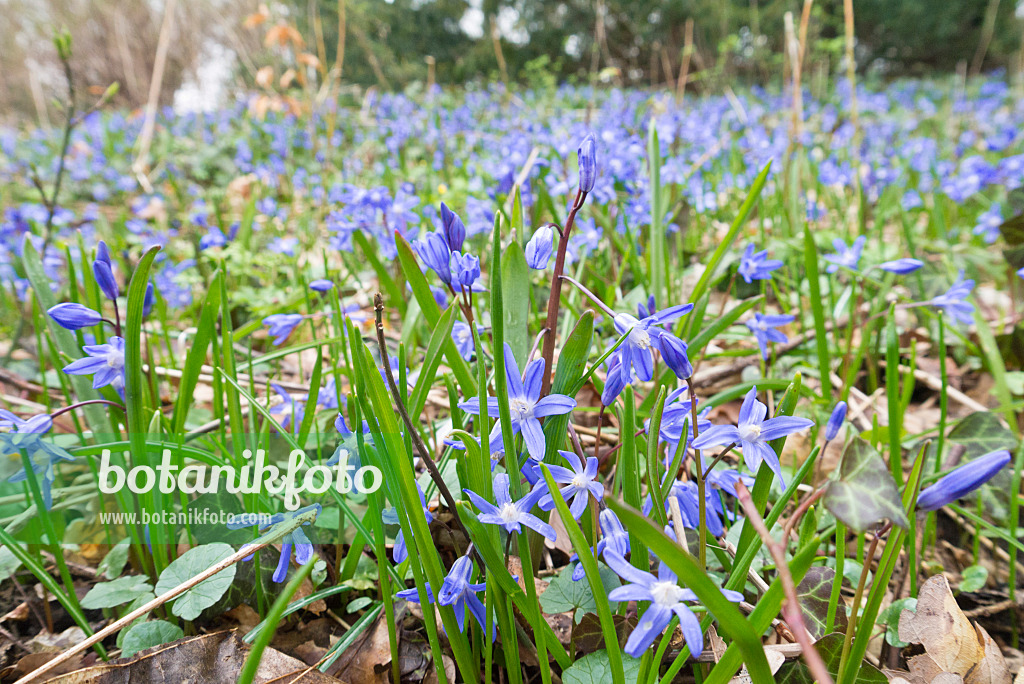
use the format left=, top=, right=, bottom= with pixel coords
left=539, top=189, right=587, bottom=397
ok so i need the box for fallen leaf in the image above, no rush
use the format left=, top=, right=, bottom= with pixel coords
left=965, top=624, right=1011, bottom=684
left=42, top=631, right=342, bottom=684
left=899, top=575, right=983, bottom=677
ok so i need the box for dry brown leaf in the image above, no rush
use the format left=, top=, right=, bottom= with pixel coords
left=899, top=575, right=983, bottom=677
left=41, top=631, right=342, bottom=684
left=965, top=624, right=1011, bottom=684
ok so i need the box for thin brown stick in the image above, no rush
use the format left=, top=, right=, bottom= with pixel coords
left=14, top=538, right=276, bottom=684
left=372, top=293, right=483, bottom=568
left=735, top=482, right=834, bottom=684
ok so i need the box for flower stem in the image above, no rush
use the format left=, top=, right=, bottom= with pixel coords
left=539, top=189, right=586, bottom=397
left=687, top=384, right=707, bottom=570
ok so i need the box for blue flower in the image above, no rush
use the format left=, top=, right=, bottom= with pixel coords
left=309, top=279, right=334, bottom=292
left=413, top=231, right=452, bottom=285
left=825, top=402, right=847, bottom=441
left=1, top=412, right=75, bottom=511
left=605, top=536, right=742, bottom=658
left=601, top=354, right=636, bottom=406
left=93, top=240, right=119, bottom=301
left=692, top=386, right=813, bottom=482
left=62, top=336, right=125, bottom=394
left=226, top=503, right=321, bottom=583
left=660, top=332, right=693, bottom=380
left=437, top=555, right=491, bottom=637
left=269, top=383, right=305, bottom=435
left=878, top=258, right=923, bottom=274
left=657, top=388, right=711, bottom=450
left=570, top=508, right=630, bottom=581
left=450, top=251, right=480, bottom=289
left=930, top=275, right=975, bottom=325
left=972, top=204, right=1002, bottom=244
left=745, top=313, right=794, bottom=360
left=48, top=303, right=102, bottom=330
left=458, top=344, right=575, bottom=461
left=263, top=314, right=304, bottom=345
left=823, top=236, right=866, bottom=273
left=525, top=225, right=554, bottom=269
left=578, top=133, right=597, bottom=193
left=463, top=473, right=556, bottom=540
left=440, top=202, right=466, bottom=253
left=737, top=244, right=782, bottom=284
left=916, top=450, right=1011, bottom=512
left=396, top=555, right=493, bottom=638
left=389, top=482, right=433, bottom=563
left=613, top=304, right=694, bottom=383
left=452, top=321, right=475, bottom=360
left=538, top=450, right=604, bottom=519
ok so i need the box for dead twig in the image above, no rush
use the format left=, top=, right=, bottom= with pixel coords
left=736, top=481, right=834, bottom=684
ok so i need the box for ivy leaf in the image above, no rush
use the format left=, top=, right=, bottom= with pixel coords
left=539, top=563, right=620, bottom=622
left=960, top=565, right=988, bottom=593
left=561, top=649, right=643, bottom=684
left=944, top=412, right=1018, bottom=519
left=120, top=620, right=184, bottom=658
left=81, top=574, right=154, bottom=610
left=155, top=543, right=237, bottom=621
left=795, top=567, right=847, bottom=640
left=823, top=438, right=909, bottom=533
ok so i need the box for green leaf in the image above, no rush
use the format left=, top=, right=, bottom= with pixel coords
left=120, top=620, right=184, bottom=657
left=539, top=564, right=620, bottom=621
left=501, top=241, right=531, bottom=366
left=0, top=545, right=22, bottom=582
left=124, top=245, right=162, bottom=461
left=409, top=302, right=458, bottom=420
left=877, top=597, right=916, bottom=648
left=172, top=269, right=221, bottom=433
left=561, top=649, right=642, bottom=684
left=796, top=567, right=848, bottom=640
left=960, top=564, right=988, bottom=592
left=97, top=539, right=131, bottom=580
left=823, top=438, right=909, bottom=532
left=776, top=633, right=887, bottom=684
left=81, top=574, right=154, bottom=609
left=346, top=596, right=373, bottom=612
left=155, top=543, right=237, bottom=620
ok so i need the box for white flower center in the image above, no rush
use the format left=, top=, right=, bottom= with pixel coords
left=571, top=474, right=589, bottom=489
left=630, top=327, right=652, bottom=350
left=650, top=581, right=686, bottom=607
left=106, top=350, right=124, bottom=369
left=509, top=398, right=531, bottom=419
left=499, top=502, right=519, bottom=524
left=738, top=423, right=761, bottom=442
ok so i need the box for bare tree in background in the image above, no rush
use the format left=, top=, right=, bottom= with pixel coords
left=0, top=0, right=263, bottom=123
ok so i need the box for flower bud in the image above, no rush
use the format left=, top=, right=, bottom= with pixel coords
left=93, top=260, right=119, bottom=301
left=660, top=333, right=693, bottom=380
left=878, top=258, right=924, bottom=274
left=825, top=401, right=847, bottom=441
left=48, top=302, right=102, bottom=330
left=577, top=133, right=597, bottom=193
left=440, top=202, right=466, bottom=253
left=524, top=224, right=554, bottom=270
left=916, top=449, right=1011, bottom=512
left=142, top=283, right=155, bottom=318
